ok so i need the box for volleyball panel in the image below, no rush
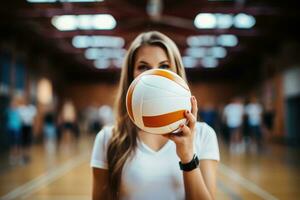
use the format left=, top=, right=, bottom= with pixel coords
left=142, top=118, right=187, bottom=134
left=141, top=75, right=190, bottom=98
left=142, top=96, right=191, bottom=116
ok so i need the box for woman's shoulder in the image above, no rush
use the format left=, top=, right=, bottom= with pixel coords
left=94, top=125, right=114, bottom=145
left=195, top=121, right=217, bottom=141
left=194, top=121, right=220, bottom=161
left=195, top=121, right=215, bottom=133
left=91, top=125, right=114, bottom=169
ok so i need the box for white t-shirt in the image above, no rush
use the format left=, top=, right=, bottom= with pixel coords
left=223, top=103, right=244, bottom=128
left=245, top=103, right=262, bottom=126
left=91, top=122, right=220, bottom=200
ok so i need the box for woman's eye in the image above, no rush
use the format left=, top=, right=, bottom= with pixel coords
left=159, top=64, right=170, bottom=69
left=137, top=65, right=151, bottom=71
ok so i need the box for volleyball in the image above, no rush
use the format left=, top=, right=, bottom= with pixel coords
left=126, top=69, right=192, bottom=134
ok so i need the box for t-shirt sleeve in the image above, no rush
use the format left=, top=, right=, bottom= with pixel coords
left=90, top=126, right=113, bottom=169
left=195, top=122, right=220, bottom=161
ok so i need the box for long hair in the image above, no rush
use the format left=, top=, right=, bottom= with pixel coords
left=106, top=31, right=187, bottom=199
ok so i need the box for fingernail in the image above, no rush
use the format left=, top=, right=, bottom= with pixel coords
left=180, top=124, right=184, bottom=128
left=186, top=110, right=189, bottom=114
left=192, top=96, right=195, bottom=100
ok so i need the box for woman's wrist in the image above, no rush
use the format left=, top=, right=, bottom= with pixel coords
left=180, top=153, right=195, bottom=163
left=179, top=154, right=199, bottom=172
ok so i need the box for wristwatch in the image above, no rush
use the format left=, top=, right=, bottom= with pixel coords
left=179, top=154, right=199, bottom=171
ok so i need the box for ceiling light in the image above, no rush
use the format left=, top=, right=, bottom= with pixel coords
left=194, top=13, right=255, bottom=29
left=72, top=35, right=125, bottom=48
left=186, top=47, right=206, bottom=58
left=187, top=35, right=216, bottom=46
left=216, top=14, right=233, bottom=29
left=217, top=34, right=238, bottom=47
left=72, top=36, right=90, bottom=48
left=182, top=56, right=198, bottom=68
left=207, top=47, right=227, bottom=58
left=91, top=36, right=124, bottom=48
left=52, top=14, right=116, bottom=31
left=77, top=15, right=93, bottom=30
left=94, top=59, right=110, bottom=69
left=234, top=13, right=255, bottom=29
left=85, top=48, right=126, bottom=60
left=85, top=48, right=99, bottom=60
left=194, top=13, right=217, bottom=29
left=92, top=14, right=117, bottom=30
left=51, top=15, right=77, bottom=31
left=201, top=57, right=218, bottom=68
left=147, top=0, right=163, bottom=19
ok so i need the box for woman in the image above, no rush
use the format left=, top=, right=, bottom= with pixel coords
left=91, top=31, right=220, bottom=200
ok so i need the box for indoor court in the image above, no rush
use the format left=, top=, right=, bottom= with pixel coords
left=0, top=1, right=300, bottom=200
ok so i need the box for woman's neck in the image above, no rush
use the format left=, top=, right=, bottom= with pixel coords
left=138, top=131, right=169, bottom=152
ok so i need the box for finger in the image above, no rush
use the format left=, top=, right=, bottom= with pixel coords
left=163, top=131, right=183, bottom=137
left=180, top=123, right=192, bottom=136
left=165, top=133, right=182, bottom=143
left=191, top=96, right=198, bottom=118
left=184, top=110, right=196, bottom=129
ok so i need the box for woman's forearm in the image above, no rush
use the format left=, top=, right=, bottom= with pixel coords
left=183, top=168, right=214, bottom=200
left=92, top=186, right=107, bottom=200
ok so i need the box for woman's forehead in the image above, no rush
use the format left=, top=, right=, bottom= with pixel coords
left=134, top=45, right=169, bottom=63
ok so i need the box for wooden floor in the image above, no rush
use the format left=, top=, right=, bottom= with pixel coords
left=0, top=134, right=299, bottom=200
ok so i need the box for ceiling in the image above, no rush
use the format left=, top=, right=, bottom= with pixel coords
left=0, top=0, right=299, bottom=83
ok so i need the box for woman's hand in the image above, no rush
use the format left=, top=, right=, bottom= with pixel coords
left=163, top=96, right=198, bottom=163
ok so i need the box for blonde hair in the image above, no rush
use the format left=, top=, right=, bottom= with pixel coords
left=106, top=31, right=187, bottom=199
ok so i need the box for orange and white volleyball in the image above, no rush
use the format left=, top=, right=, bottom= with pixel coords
left=126, top=69, right=192, bottom=134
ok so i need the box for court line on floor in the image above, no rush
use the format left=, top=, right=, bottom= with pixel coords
left=219, top=163, right=279, bottom=200
left=0, top=151, right=90, bottom=200
left=217, top=180, right=243, bottom=200
left=0, top=152, right=279, bottom=200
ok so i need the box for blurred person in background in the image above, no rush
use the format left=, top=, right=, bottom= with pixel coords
left=218, top=103, right=229, bottom=144
left=6, top=96, right=23, bottom=165
left=82, top=105, right=100, bottom=134
left=223, top=97, right=245, bottom=154
left=60, top=100, right=79, bottom=143
left=85, top=104, right=101, bottom=135
left=262, top=100, right=275, bottom=142
left=19, top=100, right=37, bottom=163
left=98, top=104, right=115, bottom=126
left=245, top=96, right=263, bottom=152
left=242, top=99, right=250, bottom=150
left=199, top=103, right=218, bottom=130
left=43, top=109, right=57, bottom=154
left=91, top=31, right=219, bottom=200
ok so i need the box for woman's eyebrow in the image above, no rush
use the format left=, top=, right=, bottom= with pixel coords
left=137, top=60, right=169, bottom=65
left=138, top=61, right=149, bottom=65
left=159, top=60, right=169, bottom=64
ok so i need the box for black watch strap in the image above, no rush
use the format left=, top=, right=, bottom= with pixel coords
left=179, top=154, right=199, bottom=171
